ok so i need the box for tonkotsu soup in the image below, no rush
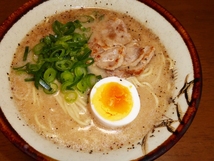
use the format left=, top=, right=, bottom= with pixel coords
left=10, top=8, right=175, bottom=153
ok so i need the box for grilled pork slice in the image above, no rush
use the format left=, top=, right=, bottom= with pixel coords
left=89, top=17, right=155, bottom=77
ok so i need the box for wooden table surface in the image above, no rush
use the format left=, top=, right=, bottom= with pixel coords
left=0, top=0, right=213, bottom=160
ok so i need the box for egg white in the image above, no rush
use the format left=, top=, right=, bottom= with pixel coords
left=90, top=76, right=141, bottom=128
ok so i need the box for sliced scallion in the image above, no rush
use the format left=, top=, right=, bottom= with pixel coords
left=64, top=91, right=78, bottom=103
left=43, top=83, right=58, bottom=94
left=55, top=60, right=73, bottom=71
left=13, top=18, right=102, bottom=103
left=23, top=46, right=29, bottom=61
left=43, top=67, right=57, bottom=83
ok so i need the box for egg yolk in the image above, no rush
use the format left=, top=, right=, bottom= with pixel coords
left=92, top=82, right=133, bottom=121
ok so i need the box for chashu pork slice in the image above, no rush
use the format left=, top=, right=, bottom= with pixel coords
left=107, top=45, right=155, bottom=77
left=93, top=45, right=126, bottom=71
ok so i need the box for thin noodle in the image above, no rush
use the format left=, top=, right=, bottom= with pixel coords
left=127, top=77, right=159, bottom=108
left=151, top=53, right=165, bottom=85
left=13, top=83, right=31, bottom=100
left=67, top=106, right=89, bottom=125
left=72, top=104, right=81, bottom=119
left=127, top=77, right=153, bottom=90
left=166, top=57, right=175, bottom=70
left=142, top=83, right=159, bottom=108
left=48, top=120, right=54, bottom=130
left=139, top=66, right=153, bottom=79
left=127, top=76, right=144, bottom=87
left=67, top=104, right=79, bottom=119
left=55, top=93, right=90, bottom=126
left=34, top=114, right=48, bottom=130
left=141, top=82, right=154, bottom=90
left=75, top=99, right=87, bottom=114
left=55, top=94, right=67, bottom=114
left=35, top=114, right=57, bottom=136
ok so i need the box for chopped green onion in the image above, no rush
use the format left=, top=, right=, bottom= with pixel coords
left=43, top=67, right=57, bottom=83
left=43, top=83, right=58, bottom=94
left=79, top=15, right=95, bottom=23
left=23, top=46, right=29, bottom=61
left=13, top=63, right=28, bottom=71
left=13, top=18, right=102, bottom=103
left=61, top=81, right=73, bottom=93
left=57, top=35, right=73, bottom=42
left=64, top=91, right=78, bottom=103
left=76, top=79, right=88, bottom=93
left=39, top=79, right=51, bottom=91
left=74, top=66, right=87, bottom=77
left=64, top=21, right=76, bottom=35
left=93, top=11, right=105, bottom=21
left=26, top=63, right=42, bottom=73
left=50, top=49, right=66, bottom=58
left=34, top=63, right=49, bottom=89
left=55, top=60, right=73, bottom=71
left=76, top=46, right=91, bottom=60
left=60, top=71, right=74, bottom=83
left=33, top=42, right=45, bottom=55
left=24, top=77, right=34, bottom=82
left=76, top=74, right=101, bottom=93
left=61, top=74, right=84, bottom=93
left=52, top=20, right=64, bottom=36
left=82, top=57, right=94, bottom=67
left=85, top=74, right=100, bottom=88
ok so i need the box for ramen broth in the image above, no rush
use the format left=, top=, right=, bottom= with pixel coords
left=10, top=8, right=175, bottom=153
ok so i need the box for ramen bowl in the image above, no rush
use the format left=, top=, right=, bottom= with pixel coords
left=0, top=0, right=202, bottom=160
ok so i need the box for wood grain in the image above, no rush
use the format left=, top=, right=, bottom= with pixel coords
left=0, top=0, right=213, bottom=160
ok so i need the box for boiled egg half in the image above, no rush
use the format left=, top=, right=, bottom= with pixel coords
left=90, top=76, right=140, bottom=128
